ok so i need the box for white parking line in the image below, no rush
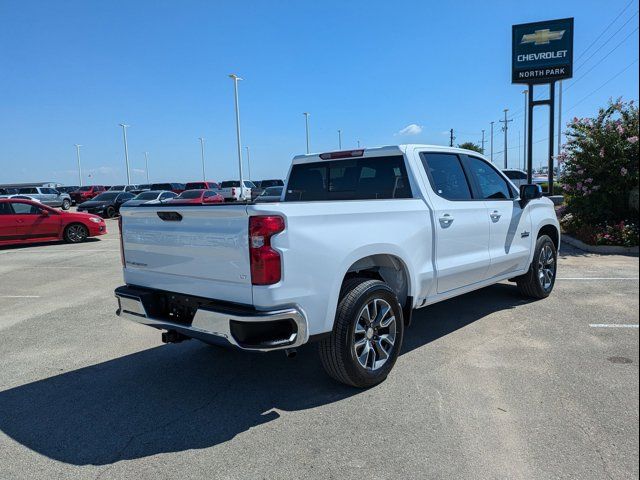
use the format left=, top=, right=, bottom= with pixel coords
left=557, top=277, right=639, bottom=280
left=589, top=324, right=639, bottom=328
left=0, top=295, right=41, bottom=298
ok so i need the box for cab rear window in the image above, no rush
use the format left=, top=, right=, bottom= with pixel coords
left=285, top=155, right=412, bottom=201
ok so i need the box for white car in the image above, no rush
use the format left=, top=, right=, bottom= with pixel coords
left=217, top=180, right=255, bottom=201
left=502, top=169, right=528, bottom=188
left=115, top=145, right=559, bottom=387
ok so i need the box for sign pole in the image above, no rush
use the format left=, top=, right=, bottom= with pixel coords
left=527, top=85, right=534, bottom=184
left=547, top=82, right=556, bottom=195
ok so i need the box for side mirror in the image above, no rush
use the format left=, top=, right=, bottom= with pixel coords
left=39, top=209, right=50, bottom=217
left=519, top=184, right=542, bottom=207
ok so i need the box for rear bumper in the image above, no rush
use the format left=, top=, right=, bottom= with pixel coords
left=115, top=285, right=308, bottom=352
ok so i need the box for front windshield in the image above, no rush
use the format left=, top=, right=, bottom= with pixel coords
left=134, top=191, right=160, bottom=200
left=177, top=190, right=203, bottom=199
left=92, top=192, right=119, bottom=201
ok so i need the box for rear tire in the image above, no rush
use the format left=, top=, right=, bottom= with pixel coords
left=319, top=278, right=404, bottom=388
left=64, top=223, right=88, bottom=243
left=61, top=199, right=71, bottom=210
left=516, top=234, right=557, bottom=299
left=105, top=206, right=116, bottom=218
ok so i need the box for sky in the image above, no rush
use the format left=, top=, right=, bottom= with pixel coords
left=0, top=0, right=638, bottom=185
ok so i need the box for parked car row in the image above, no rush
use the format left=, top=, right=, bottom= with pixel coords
left=0, top=187, right=72, bottom=209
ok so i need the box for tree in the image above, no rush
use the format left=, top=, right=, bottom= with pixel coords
left=559, top=98, right=639, bottom=246
left=458, top=142, right=483, bottom=153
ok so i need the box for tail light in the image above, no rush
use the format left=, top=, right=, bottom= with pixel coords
left=118, top=216, right=125, bottom=267
left=249, top=215, right=285, bottom=285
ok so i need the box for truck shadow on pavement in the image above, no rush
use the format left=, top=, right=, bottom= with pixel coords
left=0, top=283, right=531, bottom=466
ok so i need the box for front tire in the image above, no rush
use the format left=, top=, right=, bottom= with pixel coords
left=516, top=235, right=557, bottom=299
left=319, top=278, right=404, bottom=388
left=61, top=199, right=71, bottom=210
left=64, top=223, right=88, bottom=243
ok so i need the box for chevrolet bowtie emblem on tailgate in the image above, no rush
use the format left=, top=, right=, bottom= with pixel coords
left=521, top=28, right=565, bottom=45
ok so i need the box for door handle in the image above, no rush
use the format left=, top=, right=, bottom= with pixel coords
left=490, top=210, right=501, bottom=222
left=439, top=214, right=454, bottom=227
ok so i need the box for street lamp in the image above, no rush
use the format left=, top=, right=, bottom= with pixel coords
left=198, top=137, right=206, bottom=181
left=303, top=112, right=310, bottom=154
left=74, top=144, right=83, bottom=186
left=144, top=152, right=150, bottom=183
left=245, top=146, right=252, bottom=181
left=119, top=123, right=131, bottom=185
left=229, top=74, right=245, bottom=199
left=338, top=129, right=342, bottom=149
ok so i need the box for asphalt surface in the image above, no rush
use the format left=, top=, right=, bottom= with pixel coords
left=0, top=219, right=638, bottom=480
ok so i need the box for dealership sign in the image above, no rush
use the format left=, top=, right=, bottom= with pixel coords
left=512, top=17, right=574, bottom=84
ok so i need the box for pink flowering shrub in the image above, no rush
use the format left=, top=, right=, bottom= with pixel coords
left=559, top=99, right=639, bottom=246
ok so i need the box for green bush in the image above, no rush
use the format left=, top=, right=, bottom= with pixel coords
left=558, top=99, right=639, bottom=246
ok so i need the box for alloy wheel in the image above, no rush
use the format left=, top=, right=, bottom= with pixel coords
left=353, top=298, right=397, bottom=371
left=538, top=244, right=555, bottom=291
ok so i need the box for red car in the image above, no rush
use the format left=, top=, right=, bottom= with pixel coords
left=167, top=189, right=224, bottom=204
left=0, top=199, right=107, bottom=246
left=70, top=185, right=107, bottom=204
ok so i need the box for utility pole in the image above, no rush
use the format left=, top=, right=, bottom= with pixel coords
left=480, top=130, right=486, bottom=154
left=490, top=121, right=494, bottom=163
left=523, top=89, right=528, bottom=172
left=198, top=137, right=206, bottom=181
left=245, top=146, right=252, bottom=180
left=518, top=131, right=521, bottom=170
left=74, top=144, right=83, bottom=186
left=144, top=152, right=150, bottom=183
left=303, top=112, right=310, bottom=154
left=499, top=109, right=512, bottom=169
left=357, top=140, right=360, bottom=148
left=557, top=80, right=563, bottom=176
left=338, top=129, right=342, bottom=149
left=229, top=74, right=245, bottom=199
left=449, top=129, right=455, bottom=147
left=119, top=123, right=131, bottom=185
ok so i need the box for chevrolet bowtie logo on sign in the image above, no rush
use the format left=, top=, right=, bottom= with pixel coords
left=512, top=18, right=574, bottom=84
left=521, top=28, right=566, bottom=45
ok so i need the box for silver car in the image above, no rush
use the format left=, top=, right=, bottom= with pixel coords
left=122, top=190, right=177, bottom=206
left=14, top=187, right=72, bottom=209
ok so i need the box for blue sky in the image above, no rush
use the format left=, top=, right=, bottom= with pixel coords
left=0, top=0, right=638, bottom=185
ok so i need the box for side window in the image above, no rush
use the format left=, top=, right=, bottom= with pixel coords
left=463, top=156, right=514, bottom=200
left=11, top=202, right=39, bottom=214
left=285, top=164, right=328, bottom=201
left=420, top=153, right=472, bottom=201
left=0, top=203, right=14, bottom=215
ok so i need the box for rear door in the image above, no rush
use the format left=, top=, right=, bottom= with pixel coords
left=0, top=202, right=18, bottom=242
left=11, top=202, right=60, bottom=239
left=120, top=204, right=253, bottom=303
left=418, top=152, right=492, bottom=293
left=463, top=156, right=533, bottom=277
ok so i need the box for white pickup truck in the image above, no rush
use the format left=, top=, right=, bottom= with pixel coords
left=217, top=180, right=255, bottom=201
left=115, top=145, right=559, bottom=387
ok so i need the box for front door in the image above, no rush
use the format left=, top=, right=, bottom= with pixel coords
left=418, top=152, right=492, bottom=293
left=11, top=202, right=60, bottom=240
left=462, top=156, right=533, bottom=278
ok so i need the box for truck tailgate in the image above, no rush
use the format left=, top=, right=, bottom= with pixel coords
left=120, top=205, right=252, bottom=304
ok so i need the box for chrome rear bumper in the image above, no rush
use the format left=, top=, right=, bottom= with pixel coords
left=115, top=286, right=308, bottom=352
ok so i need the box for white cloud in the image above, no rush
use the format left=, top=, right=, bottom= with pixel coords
left=395, top=124, right=423, bottom=136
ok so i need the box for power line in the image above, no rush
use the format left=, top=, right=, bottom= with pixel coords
left=574, top=0, right=635, bottom=63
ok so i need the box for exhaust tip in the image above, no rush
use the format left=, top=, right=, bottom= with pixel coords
left=284, top=348, right=297, bottom=359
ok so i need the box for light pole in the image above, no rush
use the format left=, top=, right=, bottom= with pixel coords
left=198, top=137, right=206, bottom=181
left=119, top=123, right=131, bottom=184
left=523, top=89, right=528, bottom=172
left=357, top=140, right=361, bottom=148
left=490, top=121, right=494, bottom=163
left=303, top=112, right=310, bottom=154
left=229, top=74, right=245, bottom=199
left=338, top=129, right=342, bottom=149
left=144, top=152, right=150, bottom=183
left=245, top=146, right=252, bottom=180
left=74, top=144, right=83, bottom=186
left=481, top=130, right=486, bottom=154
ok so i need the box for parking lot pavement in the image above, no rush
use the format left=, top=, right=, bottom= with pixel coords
left=0, top=231, right=637, bottom=480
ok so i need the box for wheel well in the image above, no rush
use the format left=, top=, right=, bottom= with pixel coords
left=343, top=254, right=410, bottom=309
left=538, top=224, right=559, bottom=249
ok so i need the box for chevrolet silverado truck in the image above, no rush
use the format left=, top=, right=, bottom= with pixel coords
left=115, top=145, right=559, bottom=387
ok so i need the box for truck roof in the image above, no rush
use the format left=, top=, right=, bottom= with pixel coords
left=291, top=144, right=487, bottom=165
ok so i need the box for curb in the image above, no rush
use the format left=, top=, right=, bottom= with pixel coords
left=562, top=234, right=639, bottom=255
